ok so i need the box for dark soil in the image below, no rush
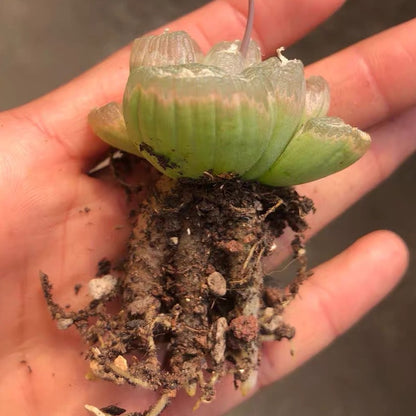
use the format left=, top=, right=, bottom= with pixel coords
left=41, top=175, right=314, bottom=416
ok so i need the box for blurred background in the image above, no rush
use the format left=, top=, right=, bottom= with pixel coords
left=0, top=0, right=414, bottom=415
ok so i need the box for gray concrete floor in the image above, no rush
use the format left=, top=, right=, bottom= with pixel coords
left=0, top=1, right=415, bottom=415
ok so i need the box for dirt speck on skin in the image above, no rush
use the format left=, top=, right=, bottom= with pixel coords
left=74, top=283, right=82, bottom=295
left=100, top=406, right=126, bottom=416
left=41, top=176, right=313, bottom=416
left=20, top=360, right=32, bottom=374
left=96, top=258, right=111, bottom=276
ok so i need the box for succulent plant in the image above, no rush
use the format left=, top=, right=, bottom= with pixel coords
left=53, top=4, right=374, bottom=416
left=89, top=3, right=370, bottom=187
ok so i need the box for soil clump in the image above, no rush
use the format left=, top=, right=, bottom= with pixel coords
left=41, top=175, right=313, bottom=416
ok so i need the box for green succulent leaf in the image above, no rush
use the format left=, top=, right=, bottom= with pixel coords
left=242, top=57, right=306, bottom=179
left=203, top=40, right=261, bottom=74
left=123, top=63, right=277, bottom=177
left=130, top=30, right=203, bottom=70
left=301, top=76, right=330, bottom=123
left=88, top=102, right=140, bottom=156
left=259, top=117, right=371, bottom=186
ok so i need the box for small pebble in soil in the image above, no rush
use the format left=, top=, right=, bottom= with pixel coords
left=88, top=274, right=117, bottom=300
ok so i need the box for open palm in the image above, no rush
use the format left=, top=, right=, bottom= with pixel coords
left=0, top=1, right=415, bottom=415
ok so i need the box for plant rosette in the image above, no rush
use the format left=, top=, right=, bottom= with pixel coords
left=41, top=2, right=370, bottom=416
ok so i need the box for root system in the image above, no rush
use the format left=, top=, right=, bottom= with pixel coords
left=41, top=175, right=314, bottom=416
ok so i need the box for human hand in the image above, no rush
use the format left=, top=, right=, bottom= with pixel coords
left=0, top=0, right=415, bottom=415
